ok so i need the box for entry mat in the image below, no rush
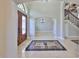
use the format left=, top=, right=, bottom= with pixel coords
left=72, top=40, right=79, bottom=45
left=26, top=40, right=66, bottom=51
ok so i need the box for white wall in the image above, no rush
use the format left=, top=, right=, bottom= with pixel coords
left=64, top=20, right=79, bottom=37
left=30, top=17, right=35, bottom=36
left=54, top=1, right=65, bottom=39
left=0, top=0, right=18, bottom=57
left=5, top=0, right=18, bottom=57
left=0, top=0, right=6, bottom=57
left=60, top=1, right=65, bottom=39
left=35, top=17, right=54, bottom=32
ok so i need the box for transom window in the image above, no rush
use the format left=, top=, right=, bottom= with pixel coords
left=17, top=3, right=28, bottom=14
left=18, top=4, right=25, bottom=11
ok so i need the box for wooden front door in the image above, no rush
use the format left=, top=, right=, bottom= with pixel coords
left=18, top=11, right=27, bottom=46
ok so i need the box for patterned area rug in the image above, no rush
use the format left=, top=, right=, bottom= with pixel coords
left=72, top=40, right=79, bottom=45
left=26, top=40, right=66, bottom=51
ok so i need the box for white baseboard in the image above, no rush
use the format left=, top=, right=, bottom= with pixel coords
left=55, top=36, right=65, bottom=40
left=27, top=35, right=30, bottom=39
left=36, top=31, right=53, bottom=33
left=66, top=36, right=79, bottom=40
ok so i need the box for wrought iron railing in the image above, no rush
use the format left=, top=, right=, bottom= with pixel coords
left=65, top=10, right=79, bottom=27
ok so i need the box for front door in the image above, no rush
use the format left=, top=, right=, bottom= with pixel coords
left=18, top=11, right=27, bottom=46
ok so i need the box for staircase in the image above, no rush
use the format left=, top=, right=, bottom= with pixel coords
left=65, top=10, right=79, bottom=28
left=64, top=3, right=79, bottom=28
left=64, top=10, right=79, bottom=38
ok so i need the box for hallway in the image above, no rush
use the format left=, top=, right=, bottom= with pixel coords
left=34, top=32, right=55, bottom=40
left=0, top=0, right=79, bottom=58
left=18, top=32, right=79, bottom=58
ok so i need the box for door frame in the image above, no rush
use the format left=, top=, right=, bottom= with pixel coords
left=17, top=10, right=27, bottom=46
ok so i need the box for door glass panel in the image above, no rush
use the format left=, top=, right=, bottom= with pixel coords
left=22, top=16, right=26, bottom=34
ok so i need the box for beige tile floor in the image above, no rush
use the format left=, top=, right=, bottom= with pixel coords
left=18, top=32, right=79, bottom=58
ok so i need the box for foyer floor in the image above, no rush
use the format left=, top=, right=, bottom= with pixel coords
left=18, top=32, right=79, bottom=58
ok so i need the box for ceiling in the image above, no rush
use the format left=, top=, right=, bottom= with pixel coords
left=26, top=0, right=61, bottom=18
left=15, top=0, right=63, bottom=4
left=15, top=0, right=79, bottom=18
left=15, top=0, right=79, bottom=4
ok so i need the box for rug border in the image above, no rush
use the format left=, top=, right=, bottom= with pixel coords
left=25, top=40, right=66, bottom=51
left=71, top=40, right=79, bottom=45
